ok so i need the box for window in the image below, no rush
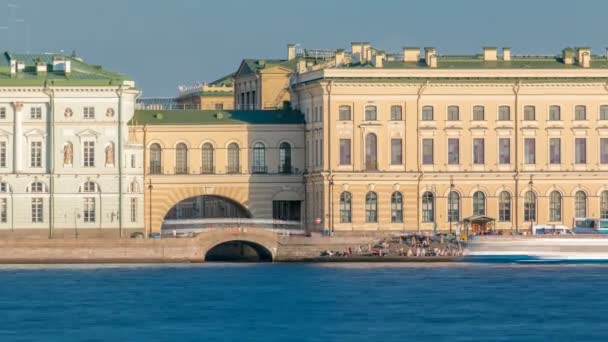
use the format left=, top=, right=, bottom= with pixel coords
left=200, top=143, right=214, bottom=174
left=422, top=106, right=434, bottom=121
left=447, top=105, right=459, bottom=121
left=601, top=105, right=608, bottom=120
left=279, top=142, right=292, bottom=174
left=0, top=182, right=8, bottom=193
left=498, top=191, right=511, bottom=222
left=83, top=141, right=95, bottom=167
left=0, top=107, right=5, bottom=119
left=473, top=191, right=486, bottom=216
left=601, top=191, right=608, bottom=219
left=339, top=106, right=351, bottom=121
left=339, top=139, right=351, bottom=165
left=272, top=201, right=301, bottom=221
left=575, top=191, right=587, bottom=218
left=601, top=138, right=608, bottom=164
left=130, top=154, right=136, bottom=168
left=30, top=182, right=45, bottom=193
left=175, top=143, right=188, bottom=174
left=0, top=141, right=5, bottom=168
left=448, top=138, right=459, bottom=165
left=149, top=143, right=162, bottom=174
left=0, top=198, right=6, bottom=223
left=365, top=192, right=377, bottom=223
left=83, top=197, right=95, bottom=223
left=524, top=138, right=535, bottom=164
left=498, top=106, right=510, bottom=121
left=252, top=142, right=266, bottom=173
left=31, top=198, right=43, bottom=223
left=524, top=105, right=535, bottom=121
left=473, top=106, right=485, bottom=121
left=339, top=192, right=352, bottom=223
left=549, top=191, right=562, bottom=222
left=391, top=192, right=403, bottom=223
left=83, top=107, right=95, bottom=119
left=390, top=106, right=402, bottom=121
left=575, top=105, right=586, bottom=120
left=391, top=139, right=402, bottom=165
left=575, top=138, right=587, bottom=164
left=214, top=103, right=224, bottom=110
left=549, top=105, right=561, bottom=121
left=128, top=181, right=138, bottom=193
left=365, top=105, right=377, bottom=121
left=422, top=139, right=434, bottom=165
left=30, top=141, right=42, bottom=168
left=447, top=191, right=460, bottom=222
left=473, top=138, right=485, bottom=164
left=130, top=198, right=138, bottom=223
left=82, top=181, right=97, bottom=193
left=422, top=192, right=434, bottom=222
left=499, top=138, right=510, bottom=164
left=524, top=191, right=536, bottom=222
left=227, top=143, right=240, bottom=173
left=365, top=133, right=377, bottom=171
left=549, top=138, right=561, bottom=164
left=30, top=107, right=42, bottom=119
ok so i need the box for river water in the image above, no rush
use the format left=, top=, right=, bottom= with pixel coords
left=0, top=263, right=606, bottom=341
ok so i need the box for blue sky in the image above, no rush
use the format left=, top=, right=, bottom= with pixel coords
left=0, top=0, right=603, bottom=96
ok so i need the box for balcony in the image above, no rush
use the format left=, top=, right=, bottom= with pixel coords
left=200, top=165, right=215, bottom=174
left=252, top=165, right=268, bottom=174
left=365, top=161, right=378, bottom=171
left=279, top=164, right=292, bottom=174
left=226, top=165, right=241, bottom=174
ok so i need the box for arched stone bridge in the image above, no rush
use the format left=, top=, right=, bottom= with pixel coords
left=186, top=227, right=280, bottom=261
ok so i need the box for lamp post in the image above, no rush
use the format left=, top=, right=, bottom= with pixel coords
left=147, top=183, right=153, bottom=238
left=528, top=175, right=534, bottom=233
left=449, top=176, right=455, bottom=234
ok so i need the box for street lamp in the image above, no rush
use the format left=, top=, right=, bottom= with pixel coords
left=528, top=175, right=534, bottom=233
left=449, top=176, right=455, bottom=234
left=148, top=183, right=153, bottom=238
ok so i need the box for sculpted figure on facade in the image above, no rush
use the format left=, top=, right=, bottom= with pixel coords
left=63, top=142, right=73, bottom=165
left=105, top=143, right=115, bottom=166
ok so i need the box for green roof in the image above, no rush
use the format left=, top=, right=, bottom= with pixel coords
left=130, top=109, right=305, bottom=125
left=209, top=72, right=235, bottom=87
left=0, top=52, right=130, bottom=86
left=238, top=59, right=297, bottom=76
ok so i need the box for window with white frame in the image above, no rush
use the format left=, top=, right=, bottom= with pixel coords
left=30, top=107, right=42, bottom=120
left=0, top=198, right=6, bottom=223
left=130, top=198, right=138, bottom=223
left=83, top=107, right=95, bottom=119
left=0, top=141, right=5, bottom=168
left=83, top=197, right=95, bottom=223
left=30, top=141, right=42, bottom=168
left=83, top=141, right=95, bottom=167
left=30, top=182, right=45, bottom=193
left=31, top=198, right=43, bottom=223
left=0, top=107, right=6, bottom=119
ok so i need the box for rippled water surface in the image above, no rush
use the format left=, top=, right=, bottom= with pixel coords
left=0, top=263, right=607, bottom=341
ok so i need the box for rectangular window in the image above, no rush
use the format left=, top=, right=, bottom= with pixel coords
left=339, top=139, right=351, bottom=165
left=601, top=105, right=608, bottom=120
left=31, top=198, right=43, bottom=223
left=83, top=197, right=95, bottom=222
left=575, top=138, right=587, bottom=164
left=30, top=107, right=42, bottom=120
left=314, top=107, right=318, bottom=122
left=549, top=105, right=561, bottom=121
left=30, top=141, right=42, bottom=168
left=390, top=106, right=402, bottom=121
left=422, top=139, right=434, bottom=165
left=473, top=106, right=485, bottom=121
left=314, top=140, right=318, bottom=166
left=473, top=138, right=485, bottom=164
left=339, top=106, right=351, bottom=121
left=391, top=139, right=402, bottom=165
left=524, top=106, right=535, bottom=121
left=448, top=138, right=459, bottom=165
left=214, top=103, right=224, bottom=110
left=524, top=138, right=535, bottom=164
left=320, top=138, right=323, bottom=166
left=130, top=154, right=136, bottom=168
left=447, top=106, right=459, bottom=121
left=499, top=138, right=510, bottom=164
left=549, top=138, right=561, bottom=164
left=0, top=141, right=5, bottom=168
left=601, top=138, right=608, bottom=164
left=498, top=106, right=510, bottom=121
left=84, top=141, right=95, bottom=167
left=364, top=106, right=377, bottom=121
left=0, top=107, right=5, bottom=119
left=319, top=106, right=323, bottom=122
left=575, top=105, right=586, bottom=120
left=422, top=106, right=433, bottom=121
left=83, top=107, right=95, bottom=119
left=0, top=198, right=6, bottom=223
left=130, top=198, right=137, bottom=223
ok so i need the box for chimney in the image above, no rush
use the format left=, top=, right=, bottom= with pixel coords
left=52, top=56, right=71, bottom=74
left=372, top=53, right=384, bottom=68
left=483, top=47, right=497, bottom=61
left=287, top=43, right=296, bottom=61
left=502, top=47, right=511, bottom=61
left=403, top=47, right=420, bottom=62
left=36, top=61, right=47, bottom=75
left=351, top=42, right=362, bottom=64
left=334, top=49, right=345, bottom=66
left=9, top=60, right=16, bottom=76
left=297, top=59, right=307, bottom=73
left=16, top=61, right=25, bottom=72
left=361, top=42, right=371, bottom=63
left=425, top=47, right=437, bottom=68
left=576, top=47, right=591, bottom=68
left=563, top=48, right=574, bottom=65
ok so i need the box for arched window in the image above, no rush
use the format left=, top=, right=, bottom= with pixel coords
left=365, top=105, right=377, bottom=121
left=422, top=192, right=434, bottom=222
left=575, top=105, right=587, bottom=120
left=473, top=191, right=486, bottom=216
left=549, top=191, right=562, bottom=222
left=448, top=191, right=460, bottom=222
left=28, top=182, right=46, bottom=193
left=129, top=181, right=139, bottom=193
left=175, top=143, right=188, bottom=174
left=365, top=192, right=377, bottom=223
left=601, top=191, right=608, bottom=219
left=549, top=105, right=561, bottom=121
left=149, top=143, right=162, bottom=174
left=253, top=142, right=266, bottom=173
left=524, top=191, right=536, bottom=222
left=473, top=105, right=485, bottom=121
left=340, top=192, right=352, bottom=223
left=524, top=105, right=536, bottom=121
left=575, top=191, right=587, bottom=218
left=498, top=191, right=511, bottom=222
left=80, top=181, right=98, bottom=193
left=201, top=143, right=214, bottom=174
left=279, top=142, right=292, bottom=174
left=227, top=143, right=240, bottom=174
left=447, top=105, right=459, bottom=121
left=365, top=133, right=377, bottom=171
left=391, top=192, right=403, bottom=223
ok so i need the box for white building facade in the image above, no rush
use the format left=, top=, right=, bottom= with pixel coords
left=0, top=53, right=143, bottom=237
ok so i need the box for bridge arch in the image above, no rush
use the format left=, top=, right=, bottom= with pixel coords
left=164, top=194, right=252, bottom=221
left=198, top=228, right=279, bottom=262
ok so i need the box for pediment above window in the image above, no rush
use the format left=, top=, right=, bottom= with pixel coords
left=0, top=128, right=12, bottom=137
left=24, top=129, right=46, bottom=138
left=76, top=129, right=100, bottom=141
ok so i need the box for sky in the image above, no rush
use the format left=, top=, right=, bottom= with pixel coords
left=0, top=0, right=605, bottom=96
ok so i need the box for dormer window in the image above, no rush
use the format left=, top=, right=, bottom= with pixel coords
left=83, top=107, right=95, bottom=119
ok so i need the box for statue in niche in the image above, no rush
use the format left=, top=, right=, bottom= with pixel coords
left=105, top=143, right=114, bottom=166
left=63, top=143, right=73, bottom=165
